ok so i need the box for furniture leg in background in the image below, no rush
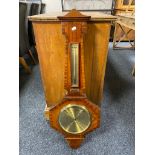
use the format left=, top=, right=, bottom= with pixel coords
left=19, top=57, right=31, bottom=74
left=113, top=21, right=135, bottom=49
left=132, top=65, right=135, bottom=76
left=28, top=49, right=37, bottom=64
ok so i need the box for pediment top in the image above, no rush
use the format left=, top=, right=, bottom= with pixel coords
left=57, top=9, right=91, bottom=21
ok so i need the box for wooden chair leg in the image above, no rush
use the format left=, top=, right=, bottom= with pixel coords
left=113, top=22, right=134, bottom=49
left=44, top=104, right=50, bottom=121
left=113, top=23, right=117, bottom=49
left=19, top=57, right=31, bottom=74
left=28, top=50, right=37, bottom=65
left=132, top=65, right=135, bottom=76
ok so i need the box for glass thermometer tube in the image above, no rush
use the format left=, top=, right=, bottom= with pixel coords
left=70, top=43, right=79, bottom=87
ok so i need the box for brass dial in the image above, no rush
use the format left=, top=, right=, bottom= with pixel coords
left=58, top=104, right=91, bottom=134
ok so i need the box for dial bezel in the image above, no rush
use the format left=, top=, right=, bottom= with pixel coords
left=58, top=104, right=91, bottom=134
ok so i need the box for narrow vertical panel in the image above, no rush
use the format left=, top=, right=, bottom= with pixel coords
left=83, top=23, right=95, bottom=101
left=84, top=23, right=111, bottom=106
left=33, top=22, right=65, bottom=106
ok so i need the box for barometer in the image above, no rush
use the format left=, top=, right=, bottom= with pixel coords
left=58, top=104, right=91, bottom=134
left=29, top=7, right=116, bottom=150
left=49, top=9, right=100, bottom=149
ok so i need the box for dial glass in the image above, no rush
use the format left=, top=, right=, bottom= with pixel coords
left=59, top=104, right=91, bottom=134
left=70, top=43, right=79, bottom=87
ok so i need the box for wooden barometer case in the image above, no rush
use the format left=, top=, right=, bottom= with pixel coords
left=49, top=10, right=100, bottom=149
left=29, top=9, right=116, bottom=149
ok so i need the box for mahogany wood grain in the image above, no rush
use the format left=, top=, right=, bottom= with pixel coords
left=33, top=21, right=111, bottom=107
left=31, top=10, right=114, bottom=148
left=84, top=23, right=111, bottom=106
left=49, top=98, right=100, bottom=148
left=47, top=10, right=100, bottom=148
left=33, top=22, right=66, bottom=106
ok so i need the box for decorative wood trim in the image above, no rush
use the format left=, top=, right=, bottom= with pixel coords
left=48, top=10, right=101, bottom=148
left=49, top=98, right=100, bottom=148
left=60, top=10, right=90, bottom=95
left=65, top=137, right=84, bottom=149
left=57, top=9, right=91, bottom=21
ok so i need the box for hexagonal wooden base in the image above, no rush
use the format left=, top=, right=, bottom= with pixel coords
left=49, top=97, right=100, bottom=149
left=65, top=136, right=84, bottom=149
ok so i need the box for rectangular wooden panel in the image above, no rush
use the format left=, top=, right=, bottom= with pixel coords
left=84, top=23, right=111, bottom=106
left=33, top=21, right=111, bottom=107
left=33, top=22, right=65, bottom=106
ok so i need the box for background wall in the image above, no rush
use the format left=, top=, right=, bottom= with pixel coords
left=42, top=0, right=113, bottom=13
left=42, top=0, right=62, bottom=12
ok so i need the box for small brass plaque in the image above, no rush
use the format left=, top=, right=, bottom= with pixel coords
left=59, top=104, right=91, bottom=134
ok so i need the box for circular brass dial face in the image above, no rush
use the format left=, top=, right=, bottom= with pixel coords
left=58, top=104, right=91, bottom=134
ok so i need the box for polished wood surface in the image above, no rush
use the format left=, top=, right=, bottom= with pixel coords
left=32, top=21, right=111, bottom=107
left=30, top=10, right=115, bottom=148
left=58, top=9, right=90, bottom=95
left=84, top=22, right=111, bottom=106
left=33, top=22, right=65, bottom=105
left=29, top=11, right=116, bottom=22
left=46, top=10, right=101, bottom=148
left=49, top=98, right=100, bottom=149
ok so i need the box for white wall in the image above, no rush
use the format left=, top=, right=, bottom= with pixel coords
left=42, top=0, right=62, bottom=12
left=42, top=0, right=113, bottom=13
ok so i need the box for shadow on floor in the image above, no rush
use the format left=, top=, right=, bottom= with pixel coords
left=104, top=49, right=135, bottom=102
left=19, top=67, right=32, bottom=91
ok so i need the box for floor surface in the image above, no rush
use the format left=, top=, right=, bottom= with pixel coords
left=19, top=43, right=135, bottom=155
